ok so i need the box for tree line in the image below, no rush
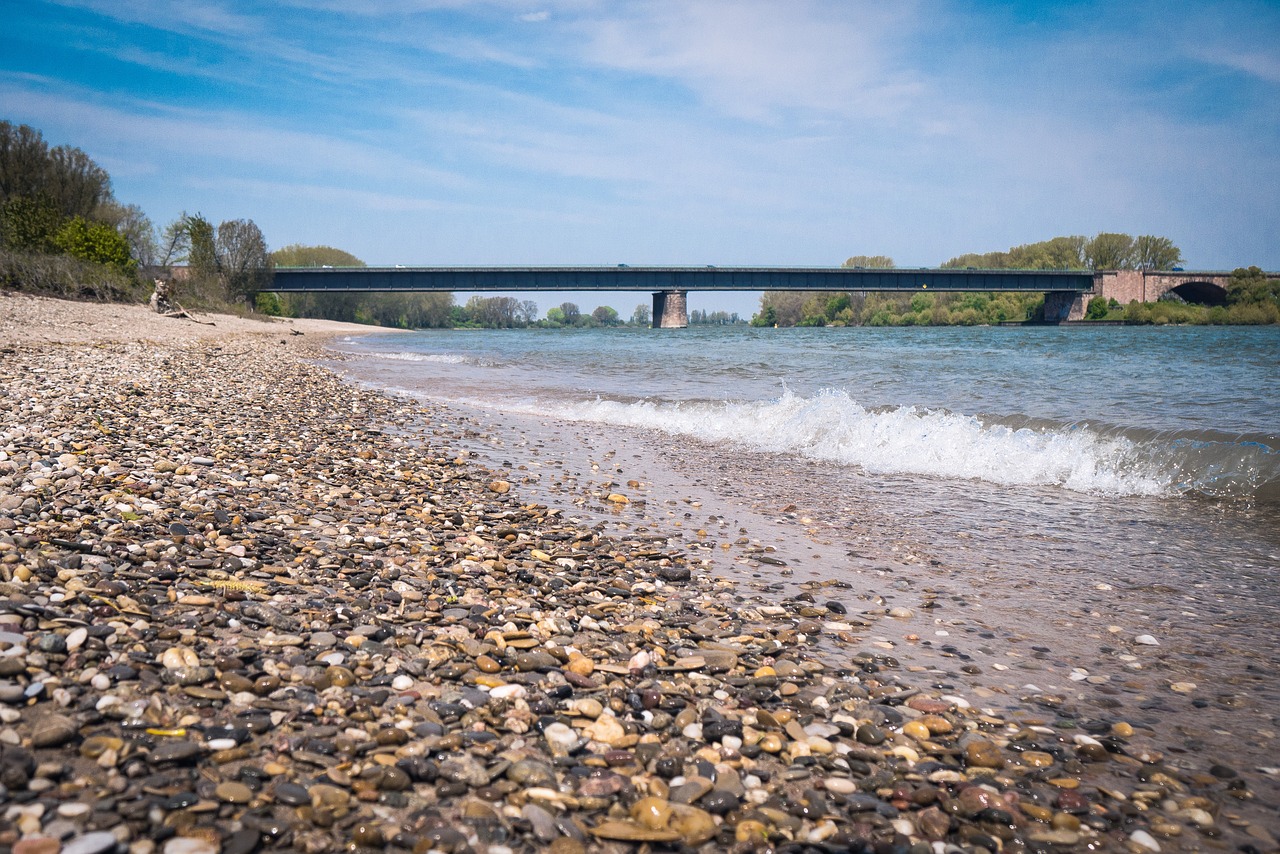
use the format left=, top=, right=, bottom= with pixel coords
left=1, top=120, right=270, bottom=308
left=268, top=245, right=650, bottom=328
left=752, top=241, right=1279, bottom=327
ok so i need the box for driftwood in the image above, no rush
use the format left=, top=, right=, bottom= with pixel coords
left=149, top=279, right=216, bottom=326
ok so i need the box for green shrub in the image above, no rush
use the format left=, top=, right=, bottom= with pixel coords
left=255, top=291, right=284, bottom=316
left=53, top=217, right=135, bottom=275
left=0, top=248, right=143, bottom=301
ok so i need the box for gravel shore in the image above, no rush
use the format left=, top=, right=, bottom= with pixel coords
left=0, top=293, right=1274, bottom=854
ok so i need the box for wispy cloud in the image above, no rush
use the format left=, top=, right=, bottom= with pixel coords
left=571, top=1, right=926, bottom=123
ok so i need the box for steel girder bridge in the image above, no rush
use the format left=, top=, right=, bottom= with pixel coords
left=269, top=266, right=1096, bottom=327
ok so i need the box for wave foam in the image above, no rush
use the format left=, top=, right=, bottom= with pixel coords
left=533, top=389, right=1275, bottom=499
left=372, top=351, right=473, bottom=365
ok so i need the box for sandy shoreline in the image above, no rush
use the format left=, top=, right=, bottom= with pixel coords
left=1, top=293, right=1275, bottom=853
left=0, top=291, right=383, bottom=347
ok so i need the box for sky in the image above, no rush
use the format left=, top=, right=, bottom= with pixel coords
left=3, top=0, right=1279, bottom=318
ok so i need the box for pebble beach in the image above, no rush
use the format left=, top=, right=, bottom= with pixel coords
left=0, top=291, right=1275, bottom=854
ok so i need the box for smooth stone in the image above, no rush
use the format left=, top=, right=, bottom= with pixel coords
left=30, top=713, right=78, bottom=748
left=273, top=781, right=310, bottom=806
left=964, top=739, right=1005, bottom=769
left=222, top=828, right=260, bottom=854
left=589, top=820, right=681, bottom=843
left=13, top=839, right=61, bottom=854
left=516, top=650, right=559, bottom=672
left=61, top=832, right=120, bottom=854
left=149, top=740, right=204, bottom=764
left=163, top=838, right=219, bottom=854
left=216, top=780, right=254, bottom=803
left=523, top=803, right=559, bottom=841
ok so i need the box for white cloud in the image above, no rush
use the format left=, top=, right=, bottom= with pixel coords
left=519, top=10, right=550, bottom=23
left=571, top=0, right=926, bottom=123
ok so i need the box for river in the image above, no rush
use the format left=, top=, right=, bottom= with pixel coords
left=329, top=323, right=1280, bottom=826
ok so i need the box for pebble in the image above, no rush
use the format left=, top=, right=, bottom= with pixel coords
left=0, top=330, right=1260, bottom=854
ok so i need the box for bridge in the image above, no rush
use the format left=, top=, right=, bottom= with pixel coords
left=270, top=266, right=1096, bottom=327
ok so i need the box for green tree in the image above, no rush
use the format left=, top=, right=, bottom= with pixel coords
left=750, top=304, right=778, bottom=327
left=559, top=302, right=580, bottom=325
left=1084, top=233, right=1136, bottom=270
left=163, top=212, right=220, bottom=304
left=592, top=305, right=620, bottom=326
left=631, top=303, right=651, bottom=326
left=1133, top=235, right=1183, bottom=270
left=52, top=216, right=134, bottom=275
left=842, top=255, right=895, bottom=268
left=0, top=121, right=112, bottom=219
left=96, top=200, right=156, bottom=267
left=1085, top=297, right=1110, bottom=319
left=184, top=213, right=218, bottom=278
left=271, top=244, right=365, bottom=267
left=45, top=144, right=111, bottom=219
left=1227, top=266, right=1279, bottom=305
left=0, top=194, right=63, bottom=252
left=545, top=306, right=566, bottom=326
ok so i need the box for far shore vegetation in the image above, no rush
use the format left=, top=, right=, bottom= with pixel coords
left=3, top=119, right=1278, bottom=329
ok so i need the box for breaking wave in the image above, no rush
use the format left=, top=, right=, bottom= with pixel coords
left=532, top=389, right=1278, bottom=500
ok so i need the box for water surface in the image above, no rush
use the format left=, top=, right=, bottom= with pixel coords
left=332, top=324, right=1280, bottom=812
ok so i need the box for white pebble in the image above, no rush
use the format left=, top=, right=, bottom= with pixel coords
left=163, top=838, right=219, bottom=854
left=823, top=777, right=857, bottom=795
left=65, top=626, right=88, bottom=651
left=391, top=674, right=414, bottom=691
left=1129, top=829, right=1161, bottom=851
left=205, top=738, right=237, bottom=751
left=1135, top=634, right=1160, bottom=646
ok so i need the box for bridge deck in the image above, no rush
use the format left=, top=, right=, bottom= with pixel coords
left=269, top=266, right=1095, bottom=293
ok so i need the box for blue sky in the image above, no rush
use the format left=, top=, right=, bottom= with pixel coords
left=3, top=0, right=1278, bottom=318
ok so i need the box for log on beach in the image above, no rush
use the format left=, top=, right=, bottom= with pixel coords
left=0, top=294, right=1272, bottom=854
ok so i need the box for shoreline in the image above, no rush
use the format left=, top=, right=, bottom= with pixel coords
left=0, top=294, right=1275, bottom=853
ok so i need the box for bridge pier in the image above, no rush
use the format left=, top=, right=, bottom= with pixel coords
left=651, top=290, right=688, bottom=328
left=1042, top=291, right=1086, bottom=323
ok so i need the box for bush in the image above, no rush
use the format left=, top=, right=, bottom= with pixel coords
left=0, top=249, right=143, bottom=302
left=0, top=196, right=63, bottom=253
left=53, top=217, right=136, bottom=275
left=1086, top=297, right=1110, bottom=319
left=255, top=291, right=284, bottom=316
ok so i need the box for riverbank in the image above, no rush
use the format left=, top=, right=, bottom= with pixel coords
left=0, top=294, right=1274, bottom=853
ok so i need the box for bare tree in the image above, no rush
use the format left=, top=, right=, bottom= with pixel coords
left=216, top=218, right=270, bottom=303
left=518, top=299, right=539, bottom=325
left=96, top=200, right=156, bottom=266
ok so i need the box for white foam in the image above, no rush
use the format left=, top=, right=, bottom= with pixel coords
left=373, top=351, right=471, bottom=364
left=529, top=389, right=1181, bottom=496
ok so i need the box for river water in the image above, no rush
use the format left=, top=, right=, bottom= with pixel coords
left=330, top=324, right=1280, bottom=822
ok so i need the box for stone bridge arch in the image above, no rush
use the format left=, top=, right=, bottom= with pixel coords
left=1144, top=273, right=1231, bottom=305
left=1090, top=270, right=1247, bottom=314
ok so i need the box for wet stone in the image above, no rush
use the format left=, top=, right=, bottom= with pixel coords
left=30, top=713, right=78, bottom=748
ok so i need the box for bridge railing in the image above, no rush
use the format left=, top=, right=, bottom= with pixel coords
left=268, top=266, right=1096, bottom=293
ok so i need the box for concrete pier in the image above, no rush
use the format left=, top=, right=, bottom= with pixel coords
left=651, top=290, right=688, bottom=328
left=1042, top=291, right=1086, bottom=323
